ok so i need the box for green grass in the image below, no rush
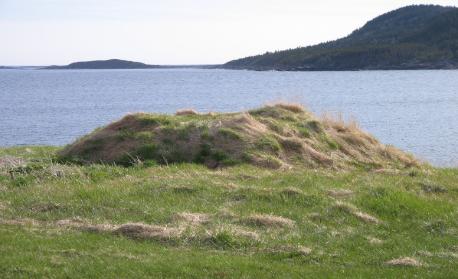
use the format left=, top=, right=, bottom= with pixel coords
left=1, top=146, right=457, bottom=278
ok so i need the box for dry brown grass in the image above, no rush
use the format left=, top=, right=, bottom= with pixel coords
left=334, top=201, right=381, bottom=224
left=176, top=109, right=198, bottom=116
left=436, top=252, right=458, bottom=258
left=322, top=113, right=379, bottom=152
left=47, top=165, right=80, bottom=178
left=243, top=214, right=295, bottom=228
left=3, top=218, right=182, bottom=242
left=171, top=185, right=197, bottom=193
left=382, top=145, right=419, bottom=167
left=225, top=226, right=260, bottom=241
left=55, top=218, right=115, bottom=233
left=353, top=211, right=380, bottom=224
left=0, top=156, right=25, bottom=174
left=55, top=218, right=85, bottom=227
left=321, top=112, right=360, bottom=133
left=270, top=245, right=312, bottom=256
left=82, top=224, right=117, bottom=233
left=0, top=156, right=25, bottom=168
left=418, top=250, right=458, bottom=259
left=222, top=113, right=268, bottom=136
left=367, top=236, right=384, bottom=245
left=30, top=203, right=61, bottom=213
left=279, top=137, right=304, bottom=152
left=385, top=257, right=422, bottom=267
left=280, top=187, right=304, bottom=196
left=303, top=144, right=333, bottom=165
left=327, top=189, right=354, bottom=198
left=296, top=246, right=312, bottom=255
left=217, top=208, right=237, bottom=220
left=247, top=154, right=284, bottom=169
left=234, top=230, right=259, bottom=241
left=333, top=200, right=356, bottom=212
left=222, top=182, right=239, bottom=190
left=320, top=112, right=420, bottom=168
left=271, top=102, right=305, bottom=113
left=372, top=168, right=401, bottom=175
left=0, top=201, right=8, bottom=211
left=0, top=218, right=40, bottom=226
left=173, top=212, right=211, bottom=224
left=114, top=223, right=181, bottom=241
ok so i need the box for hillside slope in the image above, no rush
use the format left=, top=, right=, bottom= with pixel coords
left=224, top=5, right=458, bottom=71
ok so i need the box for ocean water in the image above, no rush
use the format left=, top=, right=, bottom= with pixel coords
left=0, top=69, right=457, bottom=167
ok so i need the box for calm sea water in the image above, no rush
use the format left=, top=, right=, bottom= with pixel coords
left=0, top=69, right=457, bottom=167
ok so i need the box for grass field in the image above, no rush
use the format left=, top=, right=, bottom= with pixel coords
left=0, top=146, right=457, bottom=278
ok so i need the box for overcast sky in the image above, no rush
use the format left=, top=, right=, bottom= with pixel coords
left=1, top=0, right=456, bottom=65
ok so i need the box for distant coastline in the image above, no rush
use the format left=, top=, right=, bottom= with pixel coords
left=3, top=5, right=458, bottom=72
left=41, top=59, right=219, bottom=70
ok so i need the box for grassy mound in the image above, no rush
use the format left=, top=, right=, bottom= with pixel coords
left=59, top=104, right=417, bottom=169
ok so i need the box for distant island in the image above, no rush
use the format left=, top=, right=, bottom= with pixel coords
left=43, top=59, right=217, bottom=70
left=224, top=5, right=458, bottom=71
left=44, top=59, right=162, bottom=69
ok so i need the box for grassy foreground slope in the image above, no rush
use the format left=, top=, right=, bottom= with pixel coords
left=0, top=106, right=457, bottom=278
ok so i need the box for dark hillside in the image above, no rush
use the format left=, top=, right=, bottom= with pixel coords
left=224, top=5, right=458, bottom=70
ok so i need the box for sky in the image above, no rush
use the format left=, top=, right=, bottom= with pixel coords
left=1, top=0, right=457, bottom=65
